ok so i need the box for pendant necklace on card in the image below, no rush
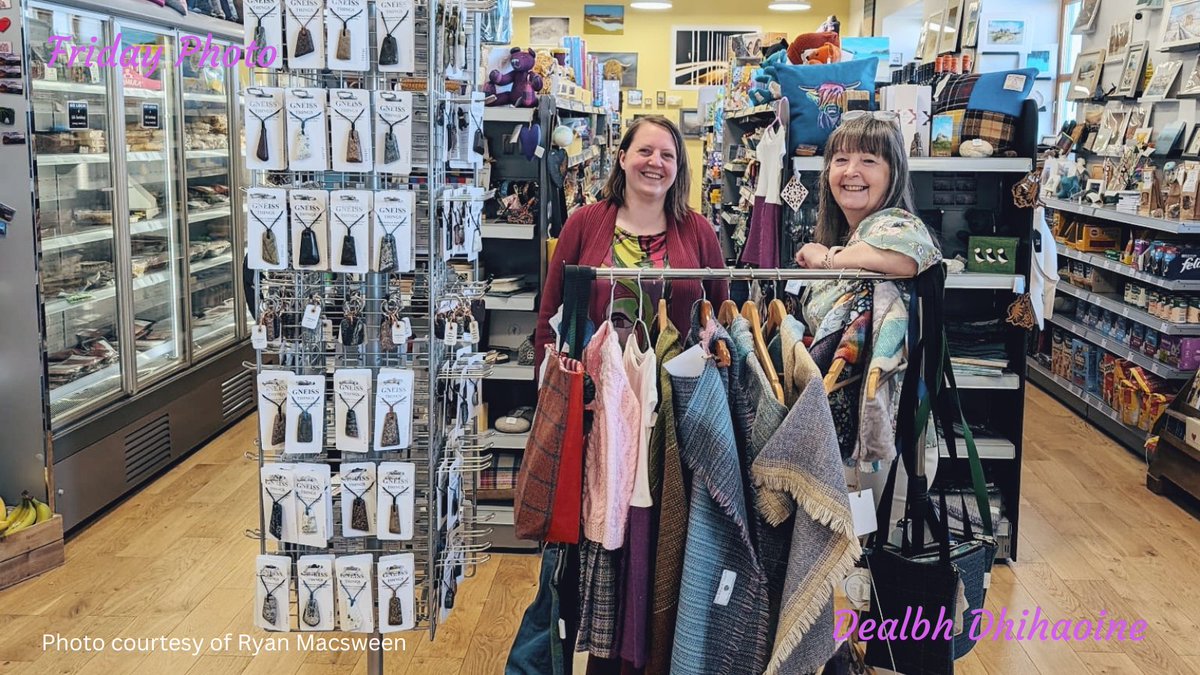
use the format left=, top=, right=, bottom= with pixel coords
left=297, top=489, right=325, bottom=535
left=378, top=10, right=410, bottom=66
left=380, top=395, right=406, bottom=448
left=291, top=395, right=319, bottom=443
left=333, top=107, right=366, bottom=164
left=246, top=4, right=277, bottom=48
left=380, top=113, right=409, bottom=165
left=261, top=394, right=287, bottom=446
left=338, top=579, right=367, bottom=630
left=378, top=216, right=407, bottom=273
left=342, top=477, right=373, bottom=531
left=338, top=393, right=366, bottom=438
left=301, top=578, right=329, bottom=627
left=381, top=479, right=409, bottom=535
left=285, top=5, right=319, bottom=58
left=381, top=569, right=411, bottom=627
left=328, top=7, right=364, bottom=61
left=259, top=573, right=288, bottom=624
left=294, top=208, right=325, bottom=265
left=252, top=210, right=284, bottom=266
left=288, top=110, right=321, bottom=162
left=248, top=107, right=281, bottom=162
left=334, top=212, right=365, bottom=267
left=263, top=486, right=292, bottom=540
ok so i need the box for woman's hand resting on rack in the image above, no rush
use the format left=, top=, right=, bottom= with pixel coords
left=794, top=242, right=831, bottom=269
left=794, top=241, right=919, bottom=276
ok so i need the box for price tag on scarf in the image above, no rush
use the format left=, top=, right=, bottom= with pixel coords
left=784, top=280, right=805, bottom=295
left=444, top=321, right=458, bottom=345
left=302, top=302, right=322, bottom=329
left=843, top=568, right=871, bottom=611
left=251, top=325, right=268, bottom=350
left=713, top=570, right=737, bottom=606
left=468, top=320, right=480, bottom=344
left=848, top=489, right=877, bottom=537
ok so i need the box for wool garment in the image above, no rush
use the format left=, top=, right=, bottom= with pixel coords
left=581, top=320, right=641, bottom=550
left=575, top=538, right=622, bottom=659
left=645, top=323, right=686, bottom=675
left=670, top=361, right=770, bottom=675
left=741, top=122, right=786, bottom=268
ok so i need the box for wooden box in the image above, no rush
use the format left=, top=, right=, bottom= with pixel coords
left=0, top=514, right=65, bottom=590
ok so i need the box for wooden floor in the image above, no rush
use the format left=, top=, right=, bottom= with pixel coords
left=2, top=386, right=1199, bottom=674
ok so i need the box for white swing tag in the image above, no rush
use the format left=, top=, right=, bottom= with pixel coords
left=849, top=489, right=878, bottom=537
left=785, top=279, right=805, bottom=295
left=391, top=323, right=407, bottom=345
left=534, top=145, right=545, bottom=158
left=468, top=320, right=480, bottom=344
left=664, top=344, right=708, bottom=378
left=251, top=325, right=268, bottom=350
left=302, top=303, right=322, bottom=329
left=444, top=321, right=458, bottom=345
left=713, top=569, right=737, bottom=606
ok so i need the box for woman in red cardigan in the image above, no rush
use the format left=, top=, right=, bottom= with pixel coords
left=534, top=116, right=729, bottom=364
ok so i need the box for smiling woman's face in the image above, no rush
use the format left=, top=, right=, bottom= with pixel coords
left=828, top=150, right=891, bottom=227
left=619, top=123, right=678, bottom=203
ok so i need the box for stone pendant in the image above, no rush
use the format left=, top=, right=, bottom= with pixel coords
left=340, top=233, right=357, bottom=266
left=301, top=508, right=318, bottom=535
left=340, top=315, right=364, bottom=346
left=269, top=500, right=283, bottom=539
left=294, top=26, right=315, bottom=58
left=299, top=227, right=320, bottom=265
left=388, top=595, right=404, bottom=626
left=351, top=495, right=369, bottom=531
left=384, top=129, right=401, bottom=164
left=254, top=23, right=267, bottom=48
left=346, top=128, right=363, bottom=163
left=337, top=27, right=352, bottom=61
left=256, top=120, right=270, bottom=161
left=303, top=592, right=321, bottom=627
left=294, top=129, right=313, bottom=161
left=378, top=233, right=398, bottom=273
left=262, top=592, right=279, bottom=625
left=345, top=407, right=359, bottom=438
left=270, top=409, right=286, bottom=446
left=381, top=410, right=399, bottom=447
left=298, top=409, right=313, bottom=443
left=388, top=500, right=402, bottom=534
left=379, top=34, right=398, bottom=66
left=262, top=226, right=280, bottom=265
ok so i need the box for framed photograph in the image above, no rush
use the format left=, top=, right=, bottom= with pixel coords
left=1124, top=106, right=1148, bottom=144
left=1180, top=55, right=1200, bottom=96
left=962, top=1, right=982, bottom=48
left=939, top=0, right=963, bottom=54
left=915, top=26, right=929, bottom=63
left=1184, top=125, right=1200, bottom=157
left=979, top=52, right=1021, bottom=73
left=923, top=11, right=944, bottom=60
left=592, top=52, right=638, bottom=89
left=678, top=108, right=702, bottom=138
left=1026, top=48, right=1054, bottom=79
left=671, top=26, right=760, bottom=88
left=1069, top=48, right=1107, bottom=100
left=1134, top=127, right=1156, bottom=148
left=1144, top=59, right=1185, bottom=100
left=529, top=17, right=570, bottom=45
left=1161, top=0, right=1200, bottom=51
left=1107, top=19, right=1133, bottom=62
left=981, top=17, right=1027, bottom=49
left=666, top=95, right=683, bottom=106
left=1073, top=0, right=1101, bottom=34
left=626, top=89, right=643, bottom=106
left=583, top=5, right=624, bottom=36
left=1114, top=42, right=1146, bottom=98
left=1135, top=0, right=1165, bottom=7
left=656, top=90, right=666, bottom=106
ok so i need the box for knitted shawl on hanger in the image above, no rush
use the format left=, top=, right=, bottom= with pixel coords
left=670, top=360, right=770, bottom=675
left=752, top=318, right=862, bottom=675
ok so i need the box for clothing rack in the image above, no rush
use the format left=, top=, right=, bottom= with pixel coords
left=568, top=264, right=907, bottom=281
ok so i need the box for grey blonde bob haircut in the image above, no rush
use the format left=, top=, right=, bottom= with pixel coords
left=601, top=115, right=692, bottom=223
left=814, top=114, right=918, bottom=247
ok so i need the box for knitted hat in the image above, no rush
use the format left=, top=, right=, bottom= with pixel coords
left=786, top=31, right=840, bottom=64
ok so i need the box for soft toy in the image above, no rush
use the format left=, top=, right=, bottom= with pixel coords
left=484, top=47, right=543, bottom=107
left=787, top=31, right=841, bottom=65
left=749, top=47, right=789, bottom=105
left=533, top=49, right=555, bottom=95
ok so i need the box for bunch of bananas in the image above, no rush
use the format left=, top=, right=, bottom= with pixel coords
left=0, top=492, right=53, bottom=538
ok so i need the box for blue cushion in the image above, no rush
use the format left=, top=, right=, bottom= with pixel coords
left=770, top=58, right=879, bottom=154
left=967, top=70, right=1038, bottom=116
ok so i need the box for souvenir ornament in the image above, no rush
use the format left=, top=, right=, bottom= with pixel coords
left=339, top=579, right=366, bottom=630
left=296, top=208, right=324, bottom=266
left=298, top=490, right=323, bottom=535
left=339, top=393, right=365, bottom=438
left=959, top=138, right=994, bottom=158
left=383, top=569, right=410, bottom=626
left=336, top=212, right=365, bottom=266
left=286, top=5, right=319, bottom=57
left=247, top=4, right=275, bottom=47
left=343, top=476, right=373, bottom=531
left=258, top=297, right=281, bottom=341
left=378, top=10, right=410, bottom=66
left=781, top=175, right=809, bottom=211
left=263, top=485, right=291, bottom=540
left=329, top=7, right=363, bottom=61
left=248, top=107, right=281, bottom=162
left=380, top=396, right=404, bottom=447
left=378, top=217, right=406, bottom=272
left=253, top=210, right=284, bottom=265
left=381, top=475, right=409, bottom=534
left=340, top=293, right=366, bottom=346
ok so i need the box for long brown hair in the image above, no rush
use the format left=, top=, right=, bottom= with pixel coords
left=814, top=115, right=917, bottom=246
left=601, top=115, right=692, bottom=223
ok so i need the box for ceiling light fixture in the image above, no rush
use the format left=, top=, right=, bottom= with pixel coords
left=510, top=0, right=535, bottom=7
left=630, top=2, right=673, bottom=9
left=767, top=2, right=812, bottom=10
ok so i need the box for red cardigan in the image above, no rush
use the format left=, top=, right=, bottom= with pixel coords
left=534, top=201, right=730, bottom=365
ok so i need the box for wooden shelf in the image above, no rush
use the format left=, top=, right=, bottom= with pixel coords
left=945, top=273, right=1026, bottom=292
left=486, top=429, right=529, bottom=450
left=485, top=292, right=536, bottom=312
left=954, top=371, right=1021, bottom=389
left=480, top=221, right=536, bottom=240
left=475, top=488, right=515, bottom=501
left=1027, top=360, right=1148, bottom=455
left=483, top=107, right=536, bottom=123
left=485, top=363, right=536, bottom=381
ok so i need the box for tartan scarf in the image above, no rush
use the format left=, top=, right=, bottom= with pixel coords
left=670, top=361, right=771, bottom=675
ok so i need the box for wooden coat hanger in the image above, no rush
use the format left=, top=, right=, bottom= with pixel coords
left=742, top=300, right=784, bottom=403
left=657, top=297, right=670, bottom=333
left=718, top=299, right=740, bottom=328
left=764, top=298, right=788, bottom=341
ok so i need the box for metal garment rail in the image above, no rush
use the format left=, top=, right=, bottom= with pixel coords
left=570, top=265, right=908, bottom=281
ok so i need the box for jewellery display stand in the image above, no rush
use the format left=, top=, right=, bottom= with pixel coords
left=245, top=2, right=494, bottom=668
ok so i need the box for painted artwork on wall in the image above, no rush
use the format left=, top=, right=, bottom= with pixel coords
left=679, top=108, right=702, bottom=138
left=592, top=51, right=638, bottom=89
left=1026, top=49, right=1053, bottom=78
left=1073, top=0, right=1101, bottom=34
left=1069, top=48, right=1106, bottom=100
left=529, top=17, right=569, bottom=45
left=672, top=26, right=760, bottom=88
left=843, top=36, right=891, bottom=81
left=962, top=1, right=982, bottom=48
left=583, top=5, right=623, bottom=35
left=1160, top=0, right=1200, bottom=52
left=982, top=18, right=1027, bottom=49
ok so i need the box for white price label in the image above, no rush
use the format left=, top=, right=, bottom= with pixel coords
left=444, top=322, right=458, bottom=345
left=534, top=145, right=545, bottom=158
left=251, top=325, right=268, bottom=350
left=392, top=324, right=406, bottom=345
left=468, top=320, right=480, bottom=344
left=784, top=280, right=805, bottom=295
left=713, top=569, right=737, bottom=606
left=302, top=303, right=322, bottom=329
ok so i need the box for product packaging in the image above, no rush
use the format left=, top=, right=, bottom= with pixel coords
left=329, top=190, right=372, bottom=274
left=374, top=91, right=413, bottom=175
left=340, top=462, right=377, bottom=536
left=335, top=554, right=375, bottom=632
left=372, top=190, right=415, bottom=273
left=293, top=463, right=333, bottom=547
left=261, top=463, right=297, bottom=543
left=375, top=0, right=416, bottom=73
left=284, top=0, right=326, bottom=69
left=289, top=188, right=329, bottom=270
left=330, top=89, right=374, bottom=172
left=244, top=0, right=285, bottom=66
left=325, top=0, right=369, bottom=71
left=245, top=87, right=287, bottom=171
left=285, top=88, right=329, bottom=172
left=286, top=372, right=326, bottom=453
left=883, top=84, right=931, bottom=158
left=247, top=187, right=289, bottom=270
left=377, top=553, right=416, bottom=632
left=374, top=368, right=415, bottom=450
left=376, top=461, right=416, bottom=540
left=258, top=371, right=292, bottom=452
left=333, top=368, right=372, bottom=451
left=296, top=555, right=336, bottom=631
left=256, top=554, right=293, bottom=631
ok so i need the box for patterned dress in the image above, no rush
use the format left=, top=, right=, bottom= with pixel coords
left=605, top=225, right=669, bottom=348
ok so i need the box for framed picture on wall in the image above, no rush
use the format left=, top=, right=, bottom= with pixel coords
left=939, top=0, right=964, bottom=54
left=1069, top=48, right=1107, bottom=100
left=1026, top=48, right=1055, bottom=79
left=1179, top=55, right=1200, bottom=96
left=962, top=1, right=982, bottom=48
left=923, top=11, right=944, bottom=60
left=1160, top=0, right=1200, bottom=51
left=1144, top=59, right=1185, bottom=100
left=678, top=108, right=702, bottom=138
left=1073, top=0, right=1101, bottom=34
left=656, top=91, right=666, bottom=106
left=671, top=26, right=760, bottom=88
left=981, top=17, right=1027, bottom=49
left=626, top=89, right=643, bottom=106
left=1114, top=42, right=1147, bottom=98
left=1184, top=125, right=1200, bottom=158
left=1107, top=19, right=1133, bottom=62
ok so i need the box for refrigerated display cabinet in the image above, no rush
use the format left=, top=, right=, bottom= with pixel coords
left=0, top=0, right=252, bottom=529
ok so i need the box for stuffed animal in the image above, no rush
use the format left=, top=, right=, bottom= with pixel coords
left=749, top=47, right=789, bottom=105
left=484, top=47, right=543, bottom=107
left=533, top=49, right=555, bottom=95
left=787, top=31, right=841, bottom=65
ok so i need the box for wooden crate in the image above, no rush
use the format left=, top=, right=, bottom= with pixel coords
left=0, top=514, right=65, bottom=590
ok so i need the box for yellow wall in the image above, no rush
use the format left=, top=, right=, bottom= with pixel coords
left=506, top=0, right=852, bottom=209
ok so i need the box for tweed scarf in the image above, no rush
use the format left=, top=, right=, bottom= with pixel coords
left=752, top=328, right=862, bottom=674
left=854, top=282, right=907, bottom=472
left=646, top=323, right=686, bottom=675
left=670, top=361, right=770, bottom=675
left=575, top=538, right=622, bottom=658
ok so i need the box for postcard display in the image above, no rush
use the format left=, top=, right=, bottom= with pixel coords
left=247, top=0, right=493, bottom=653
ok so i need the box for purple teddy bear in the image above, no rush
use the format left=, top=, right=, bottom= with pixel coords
left=484, top=47, right=543, bottom=108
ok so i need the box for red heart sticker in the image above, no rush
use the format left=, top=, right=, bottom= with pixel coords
left=0, top=18, right=10, bottom=33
